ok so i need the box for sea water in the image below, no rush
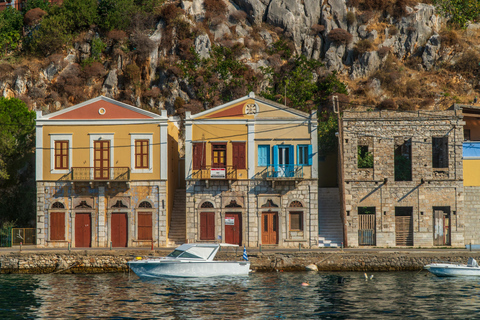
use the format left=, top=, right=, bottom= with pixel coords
left=1, top=271, right=479, bottom=319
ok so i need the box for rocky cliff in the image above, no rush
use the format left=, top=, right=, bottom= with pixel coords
left=1, top=0, right=478, bottom=114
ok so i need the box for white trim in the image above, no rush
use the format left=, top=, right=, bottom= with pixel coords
left=190, top=119, right=308, bottom=125
left=160, top=122, right=168, bottom=180
left=36, top=125, right=43, bottom=181
left=36, top=119, right=163, bottom=126
left=185, top=123, right=193, bottom=179
left=90, top=133, right=114, bottom=169
left=311, top=121, right=318, bottom=179
left=42, top=96, right=165, bottom=119
left=130, top=133, right=153, bottom=173
left=248, top=122, right=255, bottom=179
left=50, top=134, right=73, bottom=174
left=130, top=134, right=154, bottom=173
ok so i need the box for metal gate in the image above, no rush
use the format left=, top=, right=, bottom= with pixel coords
left=0, top=227, right=12, bottom=247
left=12, top=228, right=36, bottom=246
left=358, top=212, right=376, bottom=246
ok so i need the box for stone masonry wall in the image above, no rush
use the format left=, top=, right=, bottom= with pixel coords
left=464, top=186, right=480, bottom=245
left=185, top=179, right=318, bottom=248
left=342, top=110, right=465, bottom=247
left=36, top=181, right=167, bottom=248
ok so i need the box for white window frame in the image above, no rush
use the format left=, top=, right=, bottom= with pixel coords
left=50, top=134, right=72, bottom=174
left=130, top=133, right=153, bottom=173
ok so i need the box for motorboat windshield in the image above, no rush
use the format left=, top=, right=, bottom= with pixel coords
left=166, top=244, right=219, bottom=261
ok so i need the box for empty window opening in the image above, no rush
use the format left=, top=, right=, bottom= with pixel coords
left=432, top=137, right=448, bottom=169
left=394, top=138, right=412, bottom=181
left=358, top=145, right=373, bottom=168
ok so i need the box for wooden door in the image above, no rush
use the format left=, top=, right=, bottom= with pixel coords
left=261, top=212, right=278, bottom=245
left=75, top=213, right=91, bottom=247
left=137, top=212, right=152, bottom=241
left=50, top=212, right=65, bottom=241
left=225, top=212, right=242, bottom=245
left=111, top=212, right=128, bottom=247
left=200, top=212, right=215, bottom=240
left=358, top=213, right=376, bottom=246
left=94, top=141, right=110, bottom=180
left=395, top=215, right=413, bottom=246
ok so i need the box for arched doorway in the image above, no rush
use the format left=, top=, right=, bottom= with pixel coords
left=200, top=201, right=215, bottom=240
left=225, top=200, right=242, bottom=245
left=261, top=199, right=279, bottom=245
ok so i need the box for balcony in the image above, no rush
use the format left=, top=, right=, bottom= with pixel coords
left=265, top=164, right=304, bottom=180
left=62, top=167, right=130, bottom=182
left=190, top=165, right=240, bottom=180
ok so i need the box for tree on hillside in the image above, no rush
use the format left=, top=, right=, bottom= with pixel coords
left=0, top=98, right=36, bottom=227
left=0, top=7, right=23, bottom=56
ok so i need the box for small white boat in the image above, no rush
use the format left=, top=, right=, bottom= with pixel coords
left=424, top=258, right=480, bottom=276
left=128, top=243, right=251, bottom=278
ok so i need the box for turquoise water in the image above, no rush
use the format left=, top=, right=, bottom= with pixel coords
left=1, top=271, right=480, bottom=319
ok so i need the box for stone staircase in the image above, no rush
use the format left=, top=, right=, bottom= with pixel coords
left=318, top=188, right=343, bottom=248
left=168, top=188, right=186, bottom=246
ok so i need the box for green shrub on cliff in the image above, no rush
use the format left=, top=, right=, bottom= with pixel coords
left=0, top=7, right=23, bottom=56
left=434, top=0, right=480, bottom=28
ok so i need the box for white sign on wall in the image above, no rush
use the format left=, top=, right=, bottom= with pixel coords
left=225, top=218, right=235, bottom=225
left=211, top=168, right=226, bottom=178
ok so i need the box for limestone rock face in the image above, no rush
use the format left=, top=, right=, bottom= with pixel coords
left=350, top=51, right=382, bottom=79
left=422, top=33, right=441, bottom=71
left=102, top=69, right=118, bottom=97
left=232, top=0, right=268, bottom=24
left=195, top=34, right=211, bottom=59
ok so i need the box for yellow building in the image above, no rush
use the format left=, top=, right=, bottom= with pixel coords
left=35, top=96, right=178, bottom=248
left=184, top=92, right=318, bottom=247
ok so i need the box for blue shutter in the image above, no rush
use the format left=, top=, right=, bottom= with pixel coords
left=308, top=145, right=312, bottom=166
left=288, top=145, right=294, bottom=165
left=296, top=145, right=300, bottom=165
left=266, top=146, right=270, bottom=166
left=273, top=145, right=278, bottom=167
left=258, top=145, right=267, bottom=166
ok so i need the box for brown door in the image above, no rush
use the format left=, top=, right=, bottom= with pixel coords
left=200, top=212, right=215, bottom=240
left=358, top=212, right=376, bottom=246
left=75, top=213, right=91, bottom=247
left=50, top=212, right=65, bottom=241
left=111, top=212, right=128, bottom=247
left=261, top=212, right=278, bottom=244
left=395, top=207, right=413, bottom=246
left=225, top=212, right=242, bottom=245
left=137, top=212, right=152, bottom=241
left=94, top=140, right=110, bottom=180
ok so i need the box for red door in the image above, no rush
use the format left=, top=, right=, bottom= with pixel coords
left=262, top=212, right=278, bottom=244
left=200, top=212, right=215, bottom=240
left=111, top=212, right=128, bottom=247
left=50, top=212, right=65, bottom=241
left=75, top=213, right=91, bottom=247
left=225, top=212, right=242, bottom=245
left=94, top=141, right=110, bottom=180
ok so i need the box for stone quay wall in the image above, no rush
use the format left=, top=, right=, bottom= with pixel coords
left=1, top=250, right=478, bottom=274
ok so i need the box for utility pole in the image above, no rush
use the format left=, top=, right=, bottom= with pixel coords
left=333, top=96, right=348, bottom=247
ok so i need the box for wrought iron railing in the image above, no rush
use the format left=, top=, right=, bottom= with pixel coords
left=191, top=165, right=239, bottom=180
left=265, top=164, right=304, bottom=179
left=0, top=227, right=12, bottom=247
left=68, top=167, right=130, bottom=181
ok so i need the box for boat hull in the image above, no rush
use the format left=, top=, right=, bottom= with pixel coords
left=128, top=260, right=251, bottom=278
left=425, top=263, right=480, bottom=277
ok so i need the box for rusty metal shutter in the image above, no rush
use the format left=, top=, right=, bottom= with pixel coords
left=358, top=213, right=376, bottom=246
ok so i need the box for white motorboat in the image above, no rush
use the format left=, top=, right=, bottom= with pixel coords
left=424, top=258, right=480, bottom=276
left=128, top=243, right=251, bottom=278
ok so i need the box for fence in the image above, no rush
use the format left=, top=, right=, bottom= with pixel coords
left=0, top=227, right=12, bottom=247
left=12, top=228, right=36, bottom=245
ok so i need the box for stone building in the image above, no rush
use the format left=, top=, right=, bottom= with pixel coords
left=340, top=109, right=464, bottom=247
left=184, top=93, right=318, bottom=248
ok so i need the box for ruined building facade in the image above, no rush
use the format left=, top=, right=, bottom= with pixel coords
left=340, top=110, right=464, bottom=247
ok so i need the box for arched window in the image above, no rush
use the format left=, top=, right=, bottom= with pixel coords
left=52, top=202, right=65, bottom=209
left=289, top=201, right=303, bottom=207
left=139, top=201, right=152, bottom=208
left=201, top=201, right=214, bottom=208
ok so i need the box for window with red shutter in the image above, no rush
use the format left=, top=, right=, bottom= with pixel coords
left=232, top=142, right=246, bottom=169
left=193, top=142, right=206, bottom=170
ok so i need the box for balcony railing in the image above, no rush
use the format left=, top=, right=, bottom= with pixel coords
left=191, top=165, right=239, bottom=180
left=265, top=164, right=304, bottom=179
left=64, top=167, right=130, bottom=181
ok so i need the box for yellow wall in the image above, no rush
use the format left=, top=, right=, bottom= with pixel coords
left=42, top=123, right=161, bottom=181
left=255, top=123, right=310, bottom=140
left=464, top=160, right=480, bottom=186
left=167, top=121, right=180, bottom=235
left=192, top=124, right=247, bottom=141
